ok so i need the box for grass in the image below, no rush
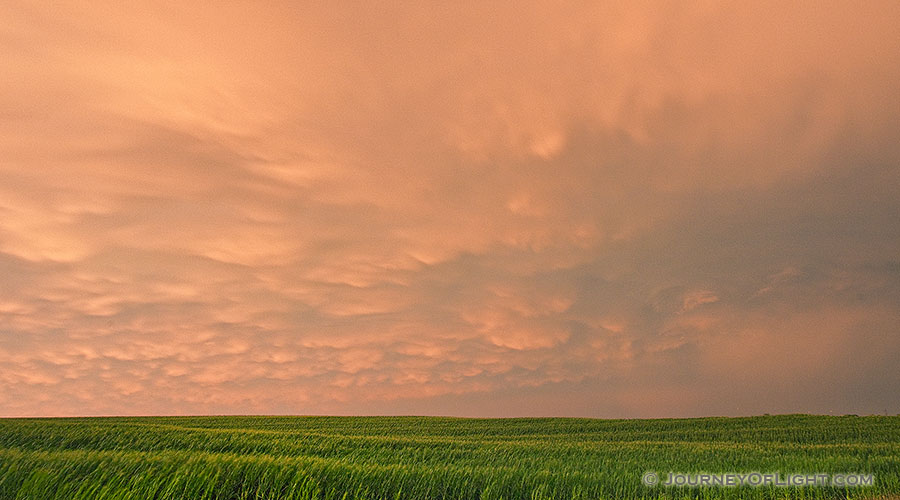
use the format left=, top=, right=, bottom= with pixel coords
left=0, top=414, right=897, bottom=499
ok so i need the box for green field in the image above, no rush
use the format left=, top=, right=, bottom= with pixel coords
left=0, top=415, right=897, bottom=499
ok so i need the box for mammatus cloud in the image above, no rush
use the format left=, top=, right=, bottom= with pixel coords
left=1, top=0, right=899, bottom=416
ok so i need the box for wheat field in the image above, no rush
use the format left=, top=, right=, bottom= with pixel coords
left=0, top=414, right=897, bottom=499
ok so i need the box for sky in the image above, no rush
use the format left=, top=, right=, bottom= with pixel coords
left=1, top=1, right=899, bottom=418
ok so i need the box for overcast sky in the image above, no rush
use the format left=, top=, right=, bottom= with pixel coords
left=2, top=1, right=899, bottom=417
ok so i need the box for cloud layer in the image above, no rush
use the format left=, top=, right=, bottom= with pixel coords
left=1, top=0, right=899, bottom=417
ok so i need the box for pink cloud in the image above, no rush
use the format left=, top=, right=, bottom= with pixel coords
left=0, top=0, right=898, bottom=416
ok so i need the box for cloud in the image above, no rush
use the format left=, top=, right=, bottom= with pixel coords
left=1, top=0, right=899, bottom=416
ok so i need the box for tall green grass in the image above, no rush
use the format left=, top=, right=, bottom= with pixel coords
left=0, top=415, right=896, bottom=499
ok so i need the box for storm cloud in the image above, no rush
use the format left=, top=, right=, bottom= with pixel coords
left=1, top=0, right=899, bottom=417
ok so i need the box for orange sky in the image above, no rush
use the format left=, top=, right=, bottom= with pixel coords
left=1, top=0, right=899, bottom=417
